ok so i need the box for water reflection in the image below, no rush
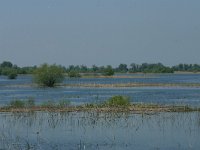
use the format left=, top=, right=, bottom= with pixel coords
left=0, top=112, right=200, bottom=150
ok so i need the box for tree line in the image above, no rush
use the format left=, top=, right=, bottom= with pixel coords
left=1, top=61, right=200, bottom=79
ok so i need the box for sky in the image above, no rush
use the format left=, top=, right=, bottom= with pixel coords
left=0, top=0, right=200, bottom=67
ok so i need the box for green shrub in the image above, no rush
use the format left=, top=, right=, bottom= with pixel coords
left=34, top=63, right=65, bottom=87
left=68, top=70, right=81, bottom=78
left=1, top=68, right=18, bottom=79
left=103, top=65, right=114, bottom=76
left=7, top=71, right=18, bottom=79
left=9, top=100, right=25, bottom=108
left=106, top=95, right=130, bottom=107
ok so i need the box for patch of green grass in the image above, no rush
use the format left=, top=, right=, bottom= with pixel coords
left=8, top=98, right=35, bottom=108
left=105, top=95, right=130, bottom=107
left=9, top=100, right=26, bottom=108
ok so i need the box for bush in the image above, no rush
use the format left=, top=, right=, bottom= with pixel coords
left=7, top=70, right=18, bottom=79
left=9, top=98, right=35, bottom=108
left=34, top=63, right=65, bottom=87
left=9, top=100, right=25, bottom=108
left=68, top=70, right=81, bottom=78
left=103, top=65, right=114, bottom=76
left=106, top=95, right=130, bottom=107
left=0, top=68, right=18, bottom=79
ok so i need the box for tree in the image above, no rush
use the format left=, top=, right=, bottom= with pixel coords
left=103, top=65, right=114, bottom=76
left=7, top=70, right=18, bottom=79
left=92, top=65, right=98, bottom=72
left=34, top=64, right=65, bottom=87
left=0, top=67, right=18, bottom=79
left=0, top=61, right=13, bottom=68
left=117, top=64, right=128, bottom=73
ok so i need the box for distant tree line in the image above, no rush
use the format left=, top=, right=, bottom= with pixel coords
left=1, top=61, right=200, bottom=79
left=172, top=64, right=200, bottom=72
left=0, top=61, right=37, bottom=79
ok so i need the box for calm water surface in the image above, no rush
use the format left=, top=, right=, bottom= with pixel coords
left=0, top=74, right=200, bottom=106
left=1, top=75, right=200, bottom=149
left=0, top=112, right=199, bottom=150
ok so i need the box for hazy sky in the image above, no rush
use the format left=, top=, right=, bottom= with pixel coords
left=0, top=0, right=200, bottom=67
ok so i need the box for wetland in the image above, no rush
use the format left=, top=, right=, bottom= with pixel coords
left=1, top=73, right=200, bottom=149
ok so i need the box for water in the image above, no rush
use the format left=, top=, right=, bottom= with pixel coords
left=1, top=74, right=200, bottom=149
left=0, top=112, right=200, bottom=150
left=0, top=74, right=200, bottom=106
left=1, top=74, right=200, bottom=86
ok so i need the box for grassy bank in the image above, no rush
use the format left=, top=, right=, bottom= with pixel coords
left=0, top=96, right=199, bottom=113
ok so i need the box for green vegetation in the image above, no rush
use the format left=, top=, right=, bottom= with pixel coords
left=0, top=61, right=18, bottom=79
left=68, top=70, right=81, bottom=78
left=1, top=61, right=200, bottom=76
left=172, top=64, right=200, bottom=72
left=9, top=100, right=25, bottom=108
left=129, top=63, right=173, bottom=73
left=103, top=65, right=115, bottom=76
left=34, top=63, right=65, bottom=87
left=41, top=100, right=71, bottom=108
left=1, top=96, right=200, bottom=113
left=9, top=98, right=35, bottom=108
left=116, top=64, right=128, bottom=73
left=7, top=70, right=18, bottom=79
left=0, top=61, right=13, bottom=68
left=105, top=95, right=130, bottom=107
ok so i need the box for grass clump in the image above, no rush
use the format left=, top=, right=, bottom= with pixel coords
left=9, top=100, right=25, bottom=108
left=106, top=95, right=130, bottom=107
left=8, top=98, right=35, bottom=108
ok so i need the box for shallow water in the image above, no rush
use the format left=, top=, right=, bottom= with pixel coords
left=0, top=74, right=200, bottom=106
left=1, top=74, right=200, bottom=85
left=0, top=112, right=200, bottom=150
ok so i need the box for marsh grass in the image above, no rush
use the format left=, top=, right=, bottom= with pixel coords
left=8, top=98, right=35, bottom=108
left=39, top=99, right=71, bottom=110
left=1, top=96, right=200, bottom=113
left=9, top=100, right=26, bottom=108
left=105, top=95, right=130, bottom=107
